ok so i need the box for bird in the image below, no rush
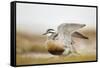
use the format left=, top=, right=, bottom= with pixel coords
left=43, top=23, right=88, bottom=56
left=43, top=29, right=65, bottom=55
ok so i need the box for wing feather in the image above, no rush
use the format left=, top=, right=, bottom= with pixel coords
left=72, top=32, right=88, bottom=39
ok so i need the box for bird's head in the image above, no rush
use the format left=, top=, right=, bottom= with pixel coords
left=43, top=29, right=56, bottom=36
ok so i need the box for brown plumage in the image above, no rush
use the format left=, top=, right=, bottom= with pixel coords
left=46, top=40, right=65, bottom=55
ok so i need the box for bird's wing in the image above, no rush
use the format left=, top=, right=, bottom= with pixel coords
left=72, top=31, right=88, bottom=39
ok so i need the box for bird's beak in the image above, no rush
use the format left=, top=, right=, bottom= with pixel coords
left=42, top=32, right=48, bottom=35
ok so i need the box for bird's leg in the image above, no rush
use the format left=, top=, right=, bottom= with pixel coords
left=71, top=40, right=80, bottom=55
left=63, top=41, right=72, bottom=56
left=62, top=47, right=71, bottom=56
left=72, top=45, right=80, bottom=55
left=71, top=40, right=76, bottom=53
left=63, top=39, right=77, bottom=56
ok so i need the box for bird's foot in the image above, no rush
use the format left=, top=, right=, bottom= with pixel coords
left=62, top=49, right=71, bottom=56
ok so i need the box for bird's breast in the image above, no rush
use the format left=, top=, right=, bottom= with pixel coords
left=46, top=40, right=65, bottom=55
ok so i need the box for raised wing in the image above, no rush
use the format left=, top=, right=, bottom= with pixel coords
left=72, top=31, right=88, bottom=39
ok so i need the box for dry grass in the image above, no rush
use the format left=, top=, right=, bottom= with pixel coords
left=16, top=54, right=96, bottom=65
left=16, top=29, right=96, bottom=65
